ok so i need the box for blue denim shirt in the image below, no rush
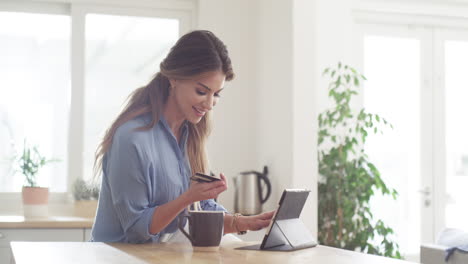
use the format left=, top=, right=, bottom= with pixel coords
left=91, top=114, right=226, bottom=243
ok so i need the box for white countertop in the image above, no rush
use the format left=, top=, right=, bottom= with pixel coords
left=0, top=215, right=93, bottom=229
left=10, top=241, right=416, bottom=264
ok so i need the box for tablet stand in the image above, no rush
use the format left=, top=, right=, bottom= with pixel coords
left=261, top=218, right=317, bottom=251
left=238, top=218, right=316, bottom=251
left=236, top=189, right=317, bottom=251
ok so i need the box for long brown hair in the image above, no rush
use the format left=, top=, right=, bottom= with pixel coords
left=93, top=30, right=234, bottom=178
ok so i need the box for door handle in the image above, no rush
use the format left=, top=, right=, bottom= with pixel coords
left=418, top=187, right=431, bottom=207
left=418, top=187, right=431, bottom=196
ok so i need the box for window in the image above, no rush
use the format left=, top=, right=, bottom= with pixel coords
left=0, top=2, right=191, bottom=193
left=0, top=11, right=70, bottom=192
left=83, top=14, right=179, bottom=181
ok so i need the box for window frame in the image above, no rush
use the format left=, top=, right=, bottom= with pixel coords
left=0, top=0, right=194, bottom=208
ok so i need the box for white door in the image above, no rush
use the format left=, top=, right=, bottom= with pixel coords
left=354, top=23, right=468, bottom=261
left=433, top=28, right=468, bottom=235
left=355, top=24, right=432, bottom=261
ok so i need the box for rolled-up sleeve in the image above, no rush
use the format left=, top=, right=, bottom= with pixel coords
left=107, top=131, right=159, bottom=243
left=200, top=199, right=228, bottom=212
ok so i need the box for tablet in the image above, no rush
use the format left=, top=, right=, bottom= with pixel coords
left=236, top=189, right=317, bottom=251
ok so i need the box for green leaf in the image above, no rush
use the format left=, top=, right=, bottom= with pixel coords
left=354, top=77, right=359, bottom=86
left=318, top=63, right=399, bottom=259
left=15, top=139, right=60, bottom=187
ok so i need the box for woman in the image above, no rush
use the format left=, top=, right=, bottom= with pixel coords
left=91, top=30, right=274, bottom=243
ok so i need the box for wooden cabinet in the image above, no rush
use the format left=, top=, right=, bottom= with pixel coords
left=0, top=228, right=90, bottom=263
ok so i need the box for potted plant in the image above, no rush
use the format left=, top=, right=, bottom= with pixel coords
left=13, top=140, right=58, bottom=217
left=72, top=178, right=99, bottom=218
left=317, top=62, right=402, bottom=258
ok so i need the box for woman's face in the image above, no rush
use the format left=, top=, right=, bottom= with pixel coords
left=169, top=71, right=226, bottom=124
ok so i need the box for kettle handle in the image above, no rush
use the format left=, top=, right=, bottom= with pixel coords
left=257, top=166, right=271, bottom=204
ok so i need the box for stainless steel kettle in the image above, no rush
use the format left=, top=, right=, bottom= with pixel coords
left=233, top=166, right=271, bottom=215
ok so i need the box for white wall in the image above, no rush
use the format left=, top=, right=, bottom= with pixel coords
left=254, top=0, right=294, bottom=212
left=315, top=0, right=357, bottom=112
left=291, top=0, right=319, bottom=237
left=198, top=0, right=260, bottom=213
left=198, top=0, right=320, bottom=236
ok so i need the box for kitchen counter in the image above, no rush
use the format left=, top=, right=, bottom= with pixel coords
left=0, top=215, right=93, bottom=229
left=10, top=241, right=416, bottom=264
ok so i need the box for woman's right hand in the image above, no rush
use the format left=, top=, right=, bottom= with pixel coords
left=183, top=174, right=227, bottom=203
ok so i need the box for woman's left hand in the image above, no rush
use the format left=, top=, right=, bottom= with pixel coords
left=237, top=210, right=276, bottom=231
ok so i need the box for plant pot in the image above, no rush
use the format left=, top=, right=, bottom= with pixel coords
left=22, top=186, right=49, bottom=218
left=74, top=200, right=98, bottom=218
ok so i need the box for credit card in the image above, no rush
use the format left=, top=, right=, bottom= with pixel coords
left=190, top=173, right=221, bottom=183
